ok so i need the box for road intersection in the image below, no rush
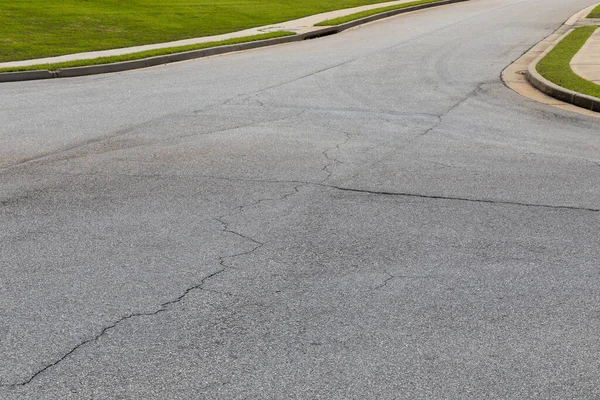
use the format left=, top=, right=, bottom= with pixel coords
left=2, top=0, right=600, bottom=398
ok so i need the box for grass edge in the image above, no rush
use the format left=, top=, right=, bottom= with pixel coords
left=314, top=0, right=445, bottom=26
left=535, top=26, right=600, bottom=100
left=588, top=5, right=600, bottom=19
left=0, top=31, right=295, bottom=73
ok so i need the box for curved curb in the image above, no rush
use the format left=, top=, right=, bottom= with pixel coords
left=525, top=30, right=600, bottom=113
left=0, top=0, right=466, bottom=83
left=314, top=0, right=466, bottom=30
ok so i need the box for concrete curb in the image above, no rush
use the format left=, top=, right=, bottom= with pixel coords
left=315, top=0, right=467, bottom=32
left=525, top=26, right=600, bottom=113
left=0, top=0, right=466, bottom=83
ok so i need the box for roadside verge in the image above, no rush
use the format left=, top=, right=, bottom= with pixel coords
left=502, top=3, right=600, bottom=116
left=0, top=0, right=466, bottom=83
left=526, top=26, right=600, bottom=112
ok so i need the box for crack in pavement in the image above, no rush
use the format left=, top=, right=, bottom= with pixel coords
left=175, top=174, right=600, bottom=212
left=1, top=181, right=305, bottom=388
left=3, top=0, right=595, bottom=391
left=216, top=60, right=359, bottom=110
left=3, top=145, right=597, bottom=386
left=325, top=184, right=600, bottom=212
left=340, top=80, right=497, bottom=183
left=0, top=267, right=226, bottom=388
left=1, top=74, right=490, bottom=178
left=321, top=130, right=353, bottom=182
left=2, top=196, right=596, bottom=387
left=214, top=216, right=265, bottom=272
left=212, top=0, right=532, bottom=114
left=48, top=170, right=600, bottom=213
left=224, top=183, right=306, bottom=218
left=27, top=171, right=600, bottom=213
left=190, top=0, right=528, bottom=118
left=417, top=81, right=495, bottom=139
left=374, top=270, right=396, bottom=290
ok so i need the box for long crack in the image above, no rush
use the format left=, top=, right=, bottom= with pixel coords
left=118, top=173, right=598, bottom=213
left=4, top=147, right=597, bottom=386
left=3, top=3, right=595, bottom=388
left=340, top=81, right=496, bottom=183
left=50, top=170, right=600, bottom=213
left=23, top=170, right=600, bottom=213
left=417, top=80, right=494, bottom=139
left=325, top=184, right=600, bottom=212
left=2, top=189, right=294, bottom=388
left=1, top=266, right=226, bottom=388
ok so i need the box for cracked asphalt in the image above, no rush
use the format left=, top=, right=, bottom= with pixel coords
left=2, top=0, right=600, bottom=398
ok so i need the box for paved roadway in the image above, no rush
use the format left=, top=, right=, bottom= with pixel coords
left=2, top=0, right=600, bottom=398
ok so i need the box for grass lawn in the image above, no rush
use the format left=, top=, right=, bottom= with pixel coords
left=536, top=26, right=600, bottom=99
left=315, top=0, right=443, bottom=26
left=1, top=0, right=400, bottom=63
left=588, top=5, right=600, bottom=18
left=0, top=32, right=295, bottom=73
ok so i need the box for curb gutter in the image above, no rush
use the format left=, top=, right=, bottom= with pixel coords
left=0, top=0, right=466, bottom=83
left=527, top=60, right=600, bottom=112
left=525, top=11, right=600, bottom=112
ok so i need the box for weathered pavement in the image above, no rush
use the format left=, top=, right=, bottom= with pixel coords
left=2, top=0, right=600, bottom=398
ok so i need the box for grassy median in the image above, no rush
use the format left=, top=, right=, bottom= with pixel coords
left=588, top=5, right=600, bottom=18
left=315, top=0, right=444, bottom=26
left=536, top=26, right=600, bottom=99
left=1, top=0, right=400, bottom=62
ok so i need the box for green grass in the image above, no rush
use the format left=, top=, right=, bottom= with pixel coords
left=588, top=5, right=600, bottom=18
left=0, top=32, right=295, bottom=73
left=536, top=26, right=600, bottom=99
left=1, top=0, right=407, bottom=63
left=315, top=0, right=444, bottom=26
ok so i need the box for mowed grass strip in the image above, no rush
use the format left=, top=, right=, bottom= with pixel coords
left=588, top=5, right=600, bottom=18
left=1, top=0, right=398, bottom=62
left=0, top=32, right=295, bottom=73
left=536, top=26, right=600, bottom=99
left=315, top=0, right=444, bottom=26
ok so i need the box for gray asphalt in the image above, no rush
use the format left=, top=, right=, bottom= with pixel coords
left=2, top=0, right=600, bottom=398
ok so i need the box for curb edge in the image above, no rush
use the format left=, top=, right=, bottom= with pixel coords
left=0, top=0, right=467, bottom=83
left=525, top=27, right=600, bottom=113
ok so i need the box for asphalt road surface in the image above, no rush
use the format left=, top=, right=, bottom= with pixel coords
left=2, top=0, right=600, bottom=398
